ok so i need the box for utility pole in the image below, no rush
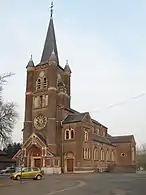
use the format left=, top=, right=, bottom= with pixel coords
left=61, top=120, right=64, bottom=173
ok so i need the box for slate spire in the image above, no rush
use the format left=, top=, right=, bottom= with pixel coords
left=40, top=1, right=59, bottom=64
left=26, top=55, right=34, bottom=68
left=64, top=60, right=71, bottom=74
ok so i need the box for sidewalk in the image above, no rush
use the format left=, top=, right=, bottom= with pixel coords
left=0, top=179, right=18, bottom=187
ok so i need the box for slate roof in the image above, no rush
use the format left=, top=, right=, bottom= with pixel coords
left=36, top=133, right=47, bottom=145
left=65, top=108, right=80, bottom=114
left=92, top=119, right=100, bottom=125
left=64, top=108, right=108, bottom=129
left=92, top=134, right=114, bottom=145
left=35, top=133, right=59, bottom=156
left=49, top=50, right=57, bottom=62
left=92, top=119, right=107, bottom=129
left=108, top=135, right=134, bottom=143
left=26, top=56, right=34, bottom=68
left=40, top=17, right=59, bottom=64
left=107, top=134, right=112, bottom=137
left=62, top=112, right=88, bottom=124
left=64, top=61, right=71, bottom=73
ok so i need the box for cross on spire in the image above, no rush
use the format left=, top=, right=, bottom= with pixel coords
left=40, top=1, right=59, bottom=63
left=50, top=1, right=54, bottom=18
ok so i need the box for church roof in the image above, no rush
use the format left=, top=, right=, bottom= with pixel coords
left=26, top=55, right=34, bottom=68
left=92, top=134, right=114, bottom=146
left=92, top=119, right=107, bottom=129
left=40, top=16, right=59, bottom=64
left=62, top=112, right=88, bottom=124
left=35, top=133, right=47, bottom=145
left=108, top=135, right=134, bottom=143
left=64, top=108, right=107, bottom=128
left=65, top=108, right=80, bottom=114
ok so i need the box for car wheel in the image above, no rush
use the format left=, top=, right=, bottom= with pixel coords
left=16, top=175, right=21, bottom=180
left=36, top=175, right=42, bottom=180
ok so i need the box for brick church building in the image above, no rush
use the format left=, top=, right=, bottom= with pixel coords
left=13, top=5, right=136, bottom=173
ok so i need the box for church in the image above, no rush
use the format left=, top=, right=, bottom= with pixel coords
left=13, top=5, right=136, bottom=174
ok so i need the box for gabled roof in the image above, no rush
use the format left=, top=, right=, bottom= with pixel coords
left=92, top=134, right=114, bottom=146
left=92, top=119, right=107, bottom=129
left=65, top=108, right=80, bottom=114
left=22, top=133, right=47, bottom=149
left=92, top=119, right=100, bottom=125
left=40, top=16, right=59, bottom=64
left=36, top=133, right=47, bottom=145
left=64, top=108, right=107, bottom=128
left=26, top=55, right=34, bottom=68
left=108, top=135, right=134, bottom=143
left=62, top=112, right=89, bottom=124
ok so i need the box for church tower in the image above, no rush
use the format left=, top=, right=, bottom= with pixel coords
left=22, top=2, right=71, bottom=157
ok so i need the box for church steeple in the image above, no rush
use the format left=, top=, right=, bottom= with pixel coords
left=40, top=1, right=59, bottom=64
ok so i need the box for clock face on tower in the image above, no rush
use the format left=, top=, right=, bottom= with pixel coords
left=34, top=114, right=47, bottom=130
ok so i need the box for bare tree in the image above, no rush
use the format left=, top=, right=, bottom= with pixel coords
left=0, top=73, right=19, bottom=147
left=136, top=144, right=146, bottom=170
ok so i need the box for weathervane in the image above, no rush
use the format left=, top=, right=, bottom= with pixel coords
left=50, top=1, right=54, bottom=18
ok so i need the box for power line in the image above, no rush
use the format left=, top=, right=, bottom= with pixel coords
left=87, top=92, right=146, bottom=114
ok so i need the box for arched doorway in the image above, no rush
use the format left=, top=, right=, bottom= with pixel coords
left=66, top=152, right=74, bottom=172
left=28, top=145, right=42, bottom=168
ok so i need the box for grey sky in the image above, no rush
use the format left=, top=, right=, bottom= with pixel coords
left=1, top=1, right=146, bottom=145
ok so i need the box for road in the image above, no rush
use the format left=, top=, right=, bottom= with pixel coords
left=0, top=172, right=146, bottom=195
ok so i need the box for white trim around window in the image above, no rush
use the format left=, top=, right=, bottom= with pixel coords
left=64, top=128, right=75, bottom=140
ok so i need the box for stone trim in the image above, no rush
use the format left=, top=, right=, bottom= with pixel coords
left=25, top=92, right=33, bottom=95
left=23, top=133, right=46, bottom=148
left=58, top=91, right=69, bottom=97
left=48, top=87, right=57, bottom=91
left=27, top=67, right=35, bottom=71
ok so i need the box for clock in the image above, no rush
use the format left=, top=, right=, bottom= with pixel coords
left=34, top=114, right=47, bottom=130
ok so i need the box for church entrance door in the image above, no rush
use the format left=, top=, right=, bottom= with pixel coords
left=67, top=159, right=73, bottom=172
left=34, top=158, right=41, bottom=168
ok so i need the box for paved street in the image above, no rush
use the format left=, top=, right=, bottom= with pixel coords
left=0, top=172, right=146, bottom=195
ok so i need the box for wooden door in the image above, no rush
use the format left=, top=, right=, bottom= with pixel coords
left=67, top=159, right=73, bottom=172
left=34, top=159, right=41, bottom=168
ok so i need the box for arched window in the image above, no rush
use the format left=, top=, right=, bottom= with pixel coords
left=40, top=95, right=43, bottom=107
left=84, top=130, right=88, bottom=142
left=65, top=130, right=69, bottom=140
left=94, top=148, right=98, bottom=160
left=106, top=149, right=109, bottom=161
left=94, top=149, right=96, bottom=160
left=43, top=77, right=47, bottom=88
left=132, top=147, right=135, bottom=161
left=111, top=151, right=115, bottom=161
left=36, top=76, right=48, bottom=91
left=64, top=128, right=75, bottom=140
left=83, top=148, right=90, bottom=159
left=100, top=149, right=104, bottom=161
left=37, top=78, right=41, bottom=90
left=71, top=129, right=74, bottom=139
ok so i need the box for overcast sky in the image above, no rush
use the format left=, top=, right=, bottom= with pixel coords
left=0, top=0, right=146, bottom=145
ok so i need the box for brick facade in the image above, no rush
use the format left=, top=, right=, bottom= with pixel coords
left=13, top=11, right=136, bottom=174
